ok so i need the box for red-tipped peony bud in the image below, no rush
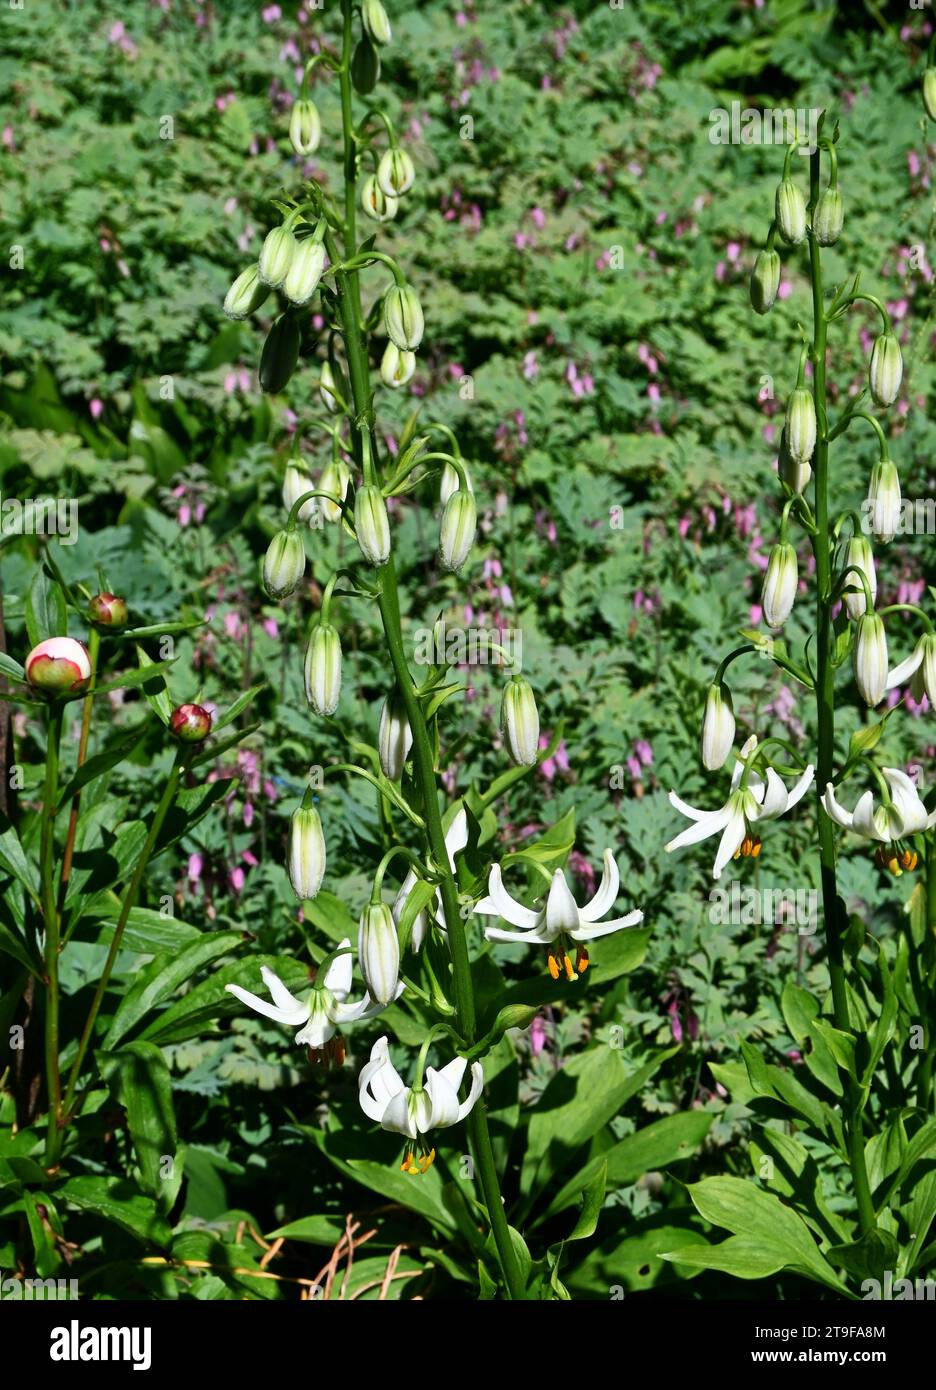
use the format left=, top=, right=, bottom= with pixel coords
left=88, top=593, right=128, bottom=629
left=170, top=703, right=213, bottom=742
left=26, top=637, right=91, bottom=693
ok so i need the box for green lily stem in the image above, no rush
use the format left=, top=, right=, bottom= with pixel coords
left=41, top=700, right=64, bottom=1164
left=808, top=144, right=876, bottom=1236
left=333, top=0, right=525, bottom=1299
left=919, top=849, right=936, bottom=1109
left=56, top=751, right=190, bottom=1148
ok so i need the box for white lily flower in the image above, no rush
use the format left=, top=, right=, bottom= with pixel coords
left=359, top=1035, right=483, bottom=1175
left=822, top=769, right=934, bottom=874
left=474, top=849, right=643, bottom=981
left=886, top=632, right=936, bottom=706
left=393, top=808, right=469, bottom=952
left=225, top=939, right=402, bottom=1066
left=665, top=735, right=815, bottom=880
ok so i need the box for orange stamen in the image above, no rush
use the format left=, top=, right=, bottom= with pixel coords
left=547, top=951, right=561, bottom=980
left=576, top=947, right=589, bottom=974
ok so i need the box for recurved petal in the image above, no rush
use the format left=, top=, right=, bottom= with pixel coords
left=225, top=982, right=309, bottom=1027
left=852, top=789, right=889, bottom=841
left=572, top=908, right=644, bottom=941
left=712, top=807, right=748, bottom=880
left=260, top=965, right=308, bottom=1017
left=544, top=869, right=581, bottom=936
left=822, top=782, right=854, bottom=830
left=885, top=644, right=924, bottom=690
left=475, top=864, right=542, bottom=931
left=424, top=1067, right=462, bottom=1130
left=322, top=939, right=353, bottom=1001
left=579, top=849, right=620, bottom=922
left=381, top=1088, right=419, bottom=1140
left=783, top=764, right=815, bottom=812
left=456, top=1062, right=484, bottom=1122
left=665, top=803, right=734, bottom=853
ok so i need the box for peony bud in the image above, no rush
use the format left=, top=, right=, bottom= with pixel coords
left=701, top=682, right=735, bottom=772
left=377, top=147, right=415, bottom=198
left=351, top=37, right=380, bottom=93
left=170, top=703, right=213, bottom=742
left=362, top=0, right=392, bottom=46
left=866, top=459, right=901, bottom=544
left=361, top=174, right=398, bottom=223
left=761, top=542, right=798, bottom=628
left=354, top=483, right=391, bottom=566
left=283, top=237, right=326, bottom=306
left=378, top=693, right=413, bottom=780
left=775, top=178, right=807, bottom=245
left=869, top=332, right=902, bottom=408
left=380, top=342, right=416, bottom=389
left=358, top=902, right=400, bottom=1007
left=750, top=249, right=781, bottom=316
left=283, top=463, right=318, bottom=526
left=843, top=536, right=877, bottom=620
left=501, top=676, right=539, bottom=767
left=289, top=98, right=321, bottom=156
left=319, top=360, right=343, bottom=413
left=304, top=622, right=342, bottom=716
left=854, top=613, right=888, bottom=708
left=288, top=804, right=326, bottom=899
left=262, top=529, right=306, bottom=599
left=258, top=225, right=297, bottom=289
left=439, top=488, right=476, bottom=573
left=260, top=314, right=301, bottom=394
left=26, top=637, right=91, bottom=693
left=318, top=458, right=351, bottom=523
left=383, top=284, right=424, bottom=351
left=223, top=264, right=271, bottom=320
left=88, top=593, right=128, bottom=629
left=785, top=387, right=816, bottom=466
left=924, top=69, right=936, bottom=122
left=812, top=186, right=843, bottom=246
left=778, top=426, right=811, bottom=494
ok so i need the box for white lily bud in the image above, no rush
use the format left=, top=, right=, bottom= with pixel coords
left=224, top=264, right=271, bottom=320
left=843, top=536, right=876, bottom=620
left=701, top=682, right=735, bottom=772
left=262, top=530, right=306, bottom=599
left=867, top=459, right=901, bottom=544
left=750, top=249, right=780, bottom=316
left=354, top=483, right=391, bottom=566
left=775, top=177, right=807, bottom=245
left=361, top=174, right=398, bottom=223
left=869, top=332, right=902, bottom=408
left=258, top=225, right=297, bottom=289
left=378, top=694, right=413, bottom=780
left=289, top=98, right=321, bottom=156
left=283, top=463, right=318, bottom=526
left=383, top=284, right=424, bottom=351
left=380, top=342, right=416, bottom=389
left=304, top=622, right=342, bottom=716
left=440, top=459, right=472, bottom=505
left=926, top=69, right=936, bottom=122
left=785, top=387, right=816, bottom=466
left=319, top=361, right=343, bottom=413
left=778, top=427, right=811, bottom=494
left=289, top=805, right=326, bottom=900
left=362, top=0, right=392, bottom=45
left=377, top=147, right=415, bottom=197
left=812, top=186, right=844, bottom=246
left=439, top=489, right=476, bottom=573
left=283, top=237, right=326, bottom=306
left=854, top=613, right=888, bottom=708
left=501, top=676, right=539, bottom=767
left=358, top=902, right=400, bottom=1007
left=318, top=457, right=351, bottom=523
left=761, top=542, right=798, bottom=628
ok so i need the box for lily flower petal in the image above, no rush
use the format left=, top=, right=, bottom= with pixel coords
left=579, top=849, right=620, bottom=922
